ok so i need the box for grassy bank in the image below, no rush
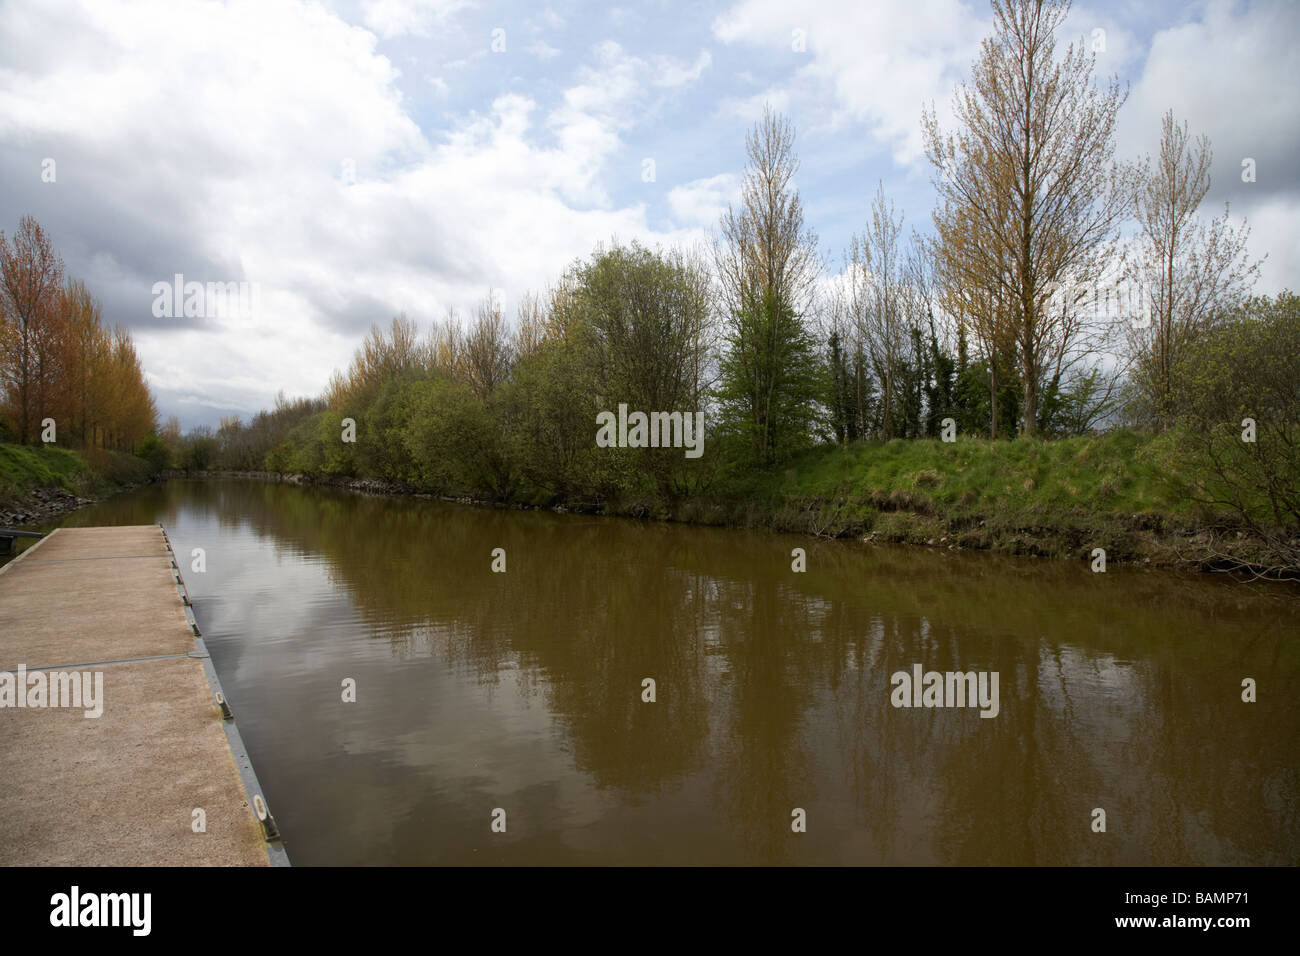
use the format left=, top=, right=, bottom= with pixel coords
left=0, top=443, right=155, bottom=523
left=664, top=430, right=1292, bottom=573
left=184, top=428, right=1295, bottom=575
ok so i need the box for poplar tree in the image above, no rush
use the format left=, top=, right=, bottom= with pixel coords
left=924, top=0, right=1131, bottom=436
left=847, top=183, right=909, bottom=439
left=0, top=215, right=64, bottom=442
left=713, top=106, right=823, bottom=464
left=1127, top=110, right=1262, bottom=428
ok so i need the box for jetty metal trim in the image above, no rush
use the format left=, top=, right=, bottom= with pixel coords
left=7, top=554, right=175, bottom=563
left=159, top=523, right=291, bottom=867
left=6, top=652, right=191, bottom=673
left=0, top=526, right=58, bottom=577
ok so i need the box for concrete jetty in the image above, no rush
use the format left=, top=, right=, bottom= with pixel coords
left=0, top=525, right=287, bottom=866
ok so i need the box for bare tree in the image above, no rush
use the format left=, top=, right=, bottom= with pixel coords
left=462, top=291, right=514, bottom=399
left=924, top=0, right=1131, bottom=435
left=428, top=307, right=464, bottom=375
left=513, top=291, right=549, bottom=361
left=326, top=313, right=426, bottom=408
left=820, top=277, right=870, bottom=444
left=1126, top=110, right=1263, bottom=428
left=928, top=189, right=1019, bottom=438
left=715, top=105, right=821, bottom=321
left=847, top=182, right=909, bottom=438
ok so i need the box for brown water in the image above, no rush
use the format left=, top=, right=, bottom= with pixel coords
left=27, top=478, right=1300, bottom=865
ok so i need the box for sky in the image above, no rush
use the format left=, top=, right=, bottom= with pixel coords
left=1, top=0, right=1296, bottom=430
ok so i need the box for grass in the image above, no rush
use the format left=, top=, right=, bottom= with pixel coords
left=683, top=429, right=1251, bottom=565
left=0, top=443, right=93, bottom=498
left=0, top=442, right=154, bottom=512
left=763, top=429, right=1184, bottom=516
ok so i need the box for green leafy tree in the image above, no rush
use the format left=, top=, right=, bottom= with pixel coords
left=566, top=240, right=714, bottom=494
left=715, top=286, right=822, bottom=463
left=404, top=375, right=514, bottom=497
left=1165, top=291, right=1300, bottom=573
left=713, top=107, right=823, bottom=465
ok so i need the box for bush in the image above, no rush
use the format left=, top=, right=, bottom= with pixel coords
left=178, top=429, right=219, bottom=472
left=137, top=434, right=171, bottom=473
left=1167, top=291, right=1300, bottom=571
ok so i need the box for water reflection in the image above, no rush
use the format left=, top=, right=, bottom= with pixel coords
left=46, top=479, right=1300, bottom=865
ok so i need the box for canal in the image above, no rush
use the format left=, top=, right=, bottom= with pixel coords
left=31, top=478, right=1300, bottom=864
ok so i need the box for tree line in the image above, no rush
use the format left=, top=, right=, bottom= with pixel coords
left=0, top=215, right=158, bottom=453
left=163, top=0, right=1294, bottom=549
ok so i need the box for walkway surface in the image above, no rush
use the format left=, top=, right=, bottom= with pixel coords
left=0, top=525, right=281, bottom=866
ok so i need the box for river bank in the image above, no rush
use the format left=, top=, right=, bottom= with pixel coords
left=0, top=443, right=157, bottom=527
left=161, top=443, right=1297, bottom=579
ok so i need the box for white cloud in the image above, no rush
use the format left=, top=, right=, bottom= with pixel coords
left=527, top=39, right=562, bottom=60
left=652, top=50, right=712, bottom=87
left=667, top=173, right=739, bottom=227
left=712, top=0, right=988, bottom=165
left=0, top=0, right=430, bottom=417
left=1117, top=0, right=1300, bottom=293
left=360, top=0, right=474, bottom=39
left=546, top=40, right=713, bottom=205
left=1118, top=0, right=1300, bottom=185
left=0, top=0, right=710, bottom=427
left=717, top=87, right=792, bottom=125
left=1060, top=3, right=1145, bottom=77
left=1221, top=194, right=1300, bottom=297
